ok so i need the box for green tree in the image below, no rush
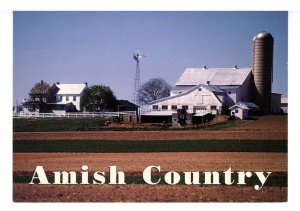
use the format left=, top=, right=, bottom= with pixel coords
left=138, top=78, right=171, bottom=105
left=81, top=85, right=117, bottom=112
left=28, top=80, right=51, bottom=112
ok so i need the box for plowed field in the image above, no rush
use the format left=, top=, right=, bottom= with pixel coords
left=13, top=115, right=288, bottom=202
left=13, top=184, right=287, bottom=202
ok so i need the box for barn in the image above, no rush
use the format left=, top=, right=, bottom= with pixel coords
left=141, top=31, right=282, bottom=124
left=141, top=67, right=252, bottom=123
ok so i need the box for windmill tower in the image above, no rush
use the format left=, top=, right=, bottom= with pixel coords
left=132, top=50, right=145, bottom=106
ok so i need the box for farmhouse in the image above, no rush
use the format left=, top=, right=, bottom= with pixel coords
left=47, top=82, right=88, bottom=114
left=17, top=82, right=88, bottom=115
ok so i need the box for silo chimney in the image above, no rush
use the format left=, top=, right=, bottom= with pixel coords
left=252, top=31, right=274, bottom=114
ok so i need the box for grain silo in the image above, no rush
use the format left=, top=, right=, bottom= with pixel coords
left=252, top=31, right=274, bottom=113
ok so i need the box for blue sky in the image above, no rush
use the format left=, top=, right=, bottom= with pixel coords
left=13, top=11, right=288, bottom=102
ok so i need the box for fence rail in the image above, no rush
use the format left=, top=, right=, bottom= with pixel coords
left=13, top=111, right=136, bottom=119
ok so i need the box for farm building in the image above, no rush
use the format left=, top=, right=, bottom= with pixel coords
left=47, top=82, right=88, bottom=114
left=116, top=100, right=139, bottom=116
left=141, top=31, right=282, bottom=123
left=229, top=102, right=259, bottom=120
left=16, top=82, right=88, bottom=115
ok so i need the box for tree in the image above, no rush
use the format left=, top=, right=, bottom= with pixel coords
left=138, top=78, right=171, bottom=105
left=28, top=80, right=51, bottom=112
left=80, top=85, right=117, bottom=112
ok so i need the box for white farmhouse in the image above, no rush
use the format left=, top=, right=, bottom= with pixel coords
left=48, top=82, right=88, bottom=114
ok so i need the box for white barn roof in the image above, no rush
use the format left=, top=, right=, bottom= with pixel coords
left=149, top=84, right=225, bottom=105
left=175, top=67, right=252, bottom=86
left=229, top=102, right=259, bottom=110
left=55, top=84, right=87, bottom=95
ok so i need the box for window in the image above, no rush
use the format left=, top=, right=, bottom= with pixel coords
left=153, top=105, right=158, bottom=110
left=211, top=106, right=217, bottom=110
left=162, top=105, right=168, bottom=110
left=228, top=92, right=232, bottom=94
left=182, top=105, right=188, bottom=110
left=235, top=109, right=238, bottom=113
left=198, top=88, right=202, bottom=91
left=59, top=96, right=63, bottom=102
left=193, top=106, right=207, bottom=113
left=66, top=96, right=69, bottom=101
left=171, top=105, right=177, bottom=110
left=199, top=106, right=207, bottom=110
left=73, top=96, right=76, bottom=101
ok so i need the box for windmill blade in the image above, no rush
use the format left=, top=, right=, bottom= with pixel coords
left=133, top=50, right=146, bottom=61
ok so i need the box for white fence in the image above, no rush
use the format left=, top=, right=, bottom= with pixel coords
left=13, top=111, right=136, bottom=119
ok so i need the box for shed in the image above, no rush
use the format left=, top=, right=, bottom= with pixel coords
left=229, top=102, right=259, bottom=120
left=116, top=100, right=139, bottom=115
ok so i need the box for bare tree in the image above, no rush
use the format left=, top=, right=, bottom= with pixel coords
left=28, top=80, right=51, bottom=112
left=138, top=78, right=171, bottom=105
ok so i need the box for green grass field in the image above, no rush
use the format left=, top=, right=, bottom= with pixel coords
left=13, top=139, right=287, bottom=153
left=13, top=117, right=107, bottom=132
left=13, top=118, right=239, bottom=132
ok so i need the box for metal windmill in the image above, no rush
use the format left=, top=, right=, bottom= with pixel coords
left=132, top=50, right=146, bottom=106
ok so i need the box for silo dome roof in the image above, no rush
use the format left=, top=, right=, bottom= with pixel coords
left=253, top=31, right=274, bottom=40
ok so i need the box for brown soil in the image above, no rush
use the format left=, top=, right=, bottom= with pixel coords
left=225, top=115, right=287, bottom=131
left=13, top=130, right=287, bottom=141
left=13, top=184, right=287, bottom=202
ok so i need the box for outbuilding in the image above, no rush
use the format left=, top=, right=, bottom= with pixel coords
left=229, top=102, right=259, bottom=120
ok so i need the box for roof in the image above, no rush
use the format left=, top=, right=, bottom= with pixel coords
left=149, top=84, right=225, bottom=105
left=117, top=100, right=138, bottom=107
left=201, top=84, right=224, bottom=93
left=175, top=67, right=252, bottom=86
left=171, top=85, right=195, bottom=91
left=253, top=31, right=274, bottom=40
left=54, top=84, right=87, bottom=95
left=229, top=102, right=259, bottom=110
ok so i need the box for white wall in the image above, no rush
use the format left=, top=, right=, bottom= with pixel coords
left=231, top=107, right=248, bottom=120
left=150, top=86, right=223, bottom=114
left=52, top=110, right=66, bottom=115
left=56, top=94, right=81, bottom=111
